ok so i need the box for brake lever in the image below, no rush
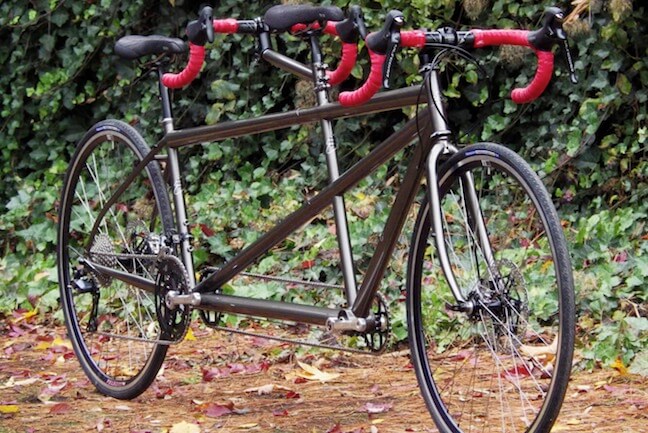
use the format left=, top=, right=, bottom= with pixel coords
left=334, top=5, right=368, bottom=43
left=350, top=5, right=368, bottom=40
left=186, top=5, right=214, bottom=46
left=365, top=10, right=405, bottom=89
left=383, top=14, right=404, bottom=88
left=531, top=7, right=578, bottom=85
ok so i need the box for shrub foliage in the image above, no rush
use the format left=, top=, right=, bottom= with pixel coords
left=0, top=0, right=645, bottom=370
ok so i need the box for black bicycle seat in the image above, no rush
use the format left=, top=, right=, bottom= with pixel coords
left=115, top=35, right=187, bottom=60
left=264, top=5, right=344, bottom=32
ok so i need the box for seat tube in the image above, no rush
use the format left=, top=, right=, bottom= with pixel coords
left=158, top=69, right=196, bottom=288
left=310, top=35, right=358, bottom=305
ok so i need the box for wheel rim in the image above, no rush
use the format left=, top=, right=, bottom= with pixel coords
left=59, top=129, right=167, bottom=388
left=410, top=151, right=571, bottom=432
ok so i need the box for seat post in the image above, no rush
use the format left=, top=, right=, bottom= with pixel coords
left=157, top=65, right=175, bottom=134
left=309, top=34, right=358, bottom=305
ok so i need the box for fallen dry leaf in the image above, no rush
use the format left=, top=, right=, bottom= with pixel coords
left=13, top=309, right=38, bottom=323
left=0, top=377, right=40, bottom=389
left=610, top=357, right=629, bottom=375
left=244, top=383, right=292, bottom=395
left=519, top=339, right=557, bottom=358
left=169, top=421, right=201, bottom=433
left=293, top=360, right=340, bottom=382
left=325, top=423, right=343, bottom=433
left=202, top=401, right=234, bottom=418
left=272, top=409, right=289, bottom=417
left=49, top=402, right=72, bottom=414
left=184, top=328, right=196, bottom=341
left=285, top=390, right=300, bottom=399
left=0, top=405, right=19, bottom=414
left=362, top=402, right=393, bottom=414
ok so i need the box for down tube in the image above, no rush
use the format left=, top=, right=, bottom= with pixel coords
left=193, top=116, right=423, bottom=294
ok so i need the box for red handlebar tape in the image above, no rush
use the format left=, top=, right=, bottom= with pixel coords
left=472, top=29, right=554, bottom=104
left=338, top=49, right=385, bottom=107
left=290, top=21, right=357, bottom=86
left=213, top=18, right=239, bottom=34
left=327, top=42, right=358, bottom=85
left=400, top=30, right=426, bottom=49
left=161, top=19, right=242, bottom=89
left=161, top=43, right=205, bottom=89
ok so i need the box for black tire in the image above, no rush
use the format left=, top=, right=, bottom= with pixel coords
left=57, top=120, right=174, bottom=399
left=407, top=143, right=575, bottom=433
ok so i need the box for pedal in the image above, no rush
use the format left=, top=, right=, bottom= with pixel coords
left=326, top=312, right=368, bottom=333
left=199, top=309, right=223, bottom=329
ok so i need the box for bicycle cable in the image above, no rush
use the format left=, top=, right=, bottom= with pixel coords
left=414, top=43, right=491, bottom=149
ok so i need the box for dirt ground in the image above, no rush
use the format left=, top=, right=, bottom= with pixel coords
left=1, top=316, right=646, bottom=433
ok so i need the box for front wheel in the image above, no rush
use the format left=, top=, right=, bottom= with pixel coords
left=57, top=120, right=175, bottom=399
left=407, top=143, right=575, bottom=433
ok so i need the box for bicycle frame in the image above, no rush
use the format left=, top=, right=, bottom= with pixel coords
left=89, top=33, right=490, bottom=332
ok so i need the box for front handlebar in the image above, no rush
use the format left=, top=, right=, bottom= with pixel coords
left=470, top=29, right=554, bottom=104
left=339, top=6, right=573, bottom=106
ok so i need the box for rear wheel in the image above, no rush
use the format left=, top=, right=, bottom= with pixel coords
left=57, top=120, right=174, bottom=399
left=407, top=143, right=575, bottom=432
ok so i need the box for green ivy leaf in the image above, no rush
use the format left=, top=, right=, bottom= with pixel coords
left=616, top=73, right=632, bottom=95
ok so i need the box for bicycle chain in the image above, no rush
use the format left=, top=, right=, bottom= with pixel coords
left=81, top=254, right=391, bottom=353
left=209, top=322, right=383, bottom=356
left=239, top=271, right=345, bottom=290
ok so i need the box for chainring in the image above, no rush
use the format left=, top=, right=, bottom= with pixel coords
left=362, top=293, right=391, bottom=354
left=155, top=254, right=192, bottom=343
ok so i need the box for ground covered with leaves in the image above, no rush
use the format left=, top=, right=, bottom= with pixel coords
left=0, top=312, right=646, bottom=433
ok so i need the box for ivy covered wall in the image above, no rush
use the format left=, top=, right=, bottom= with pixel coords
left=0, top=0, right=646, bottom=371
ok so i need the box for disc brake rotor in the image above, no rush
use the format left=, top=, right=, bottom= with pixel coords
left=482, top=258, right=529, bottom=352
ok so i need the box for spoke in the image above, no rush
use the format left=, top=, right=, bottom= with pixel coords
left=86, top=146, right=130, bottom=247
left=477, top=305, right=545, bottom=425
left=476, top=314, right=522, bottom=432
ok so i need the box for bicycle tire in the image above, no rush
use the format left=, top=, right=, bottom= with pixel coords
left=407, top=142, right=575, bottom=433
left=57, top=119, right=175, bottom=399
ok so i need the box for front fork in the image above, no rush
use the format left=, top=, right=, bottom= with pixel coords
left=424, top=68, right=498, bottom=307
